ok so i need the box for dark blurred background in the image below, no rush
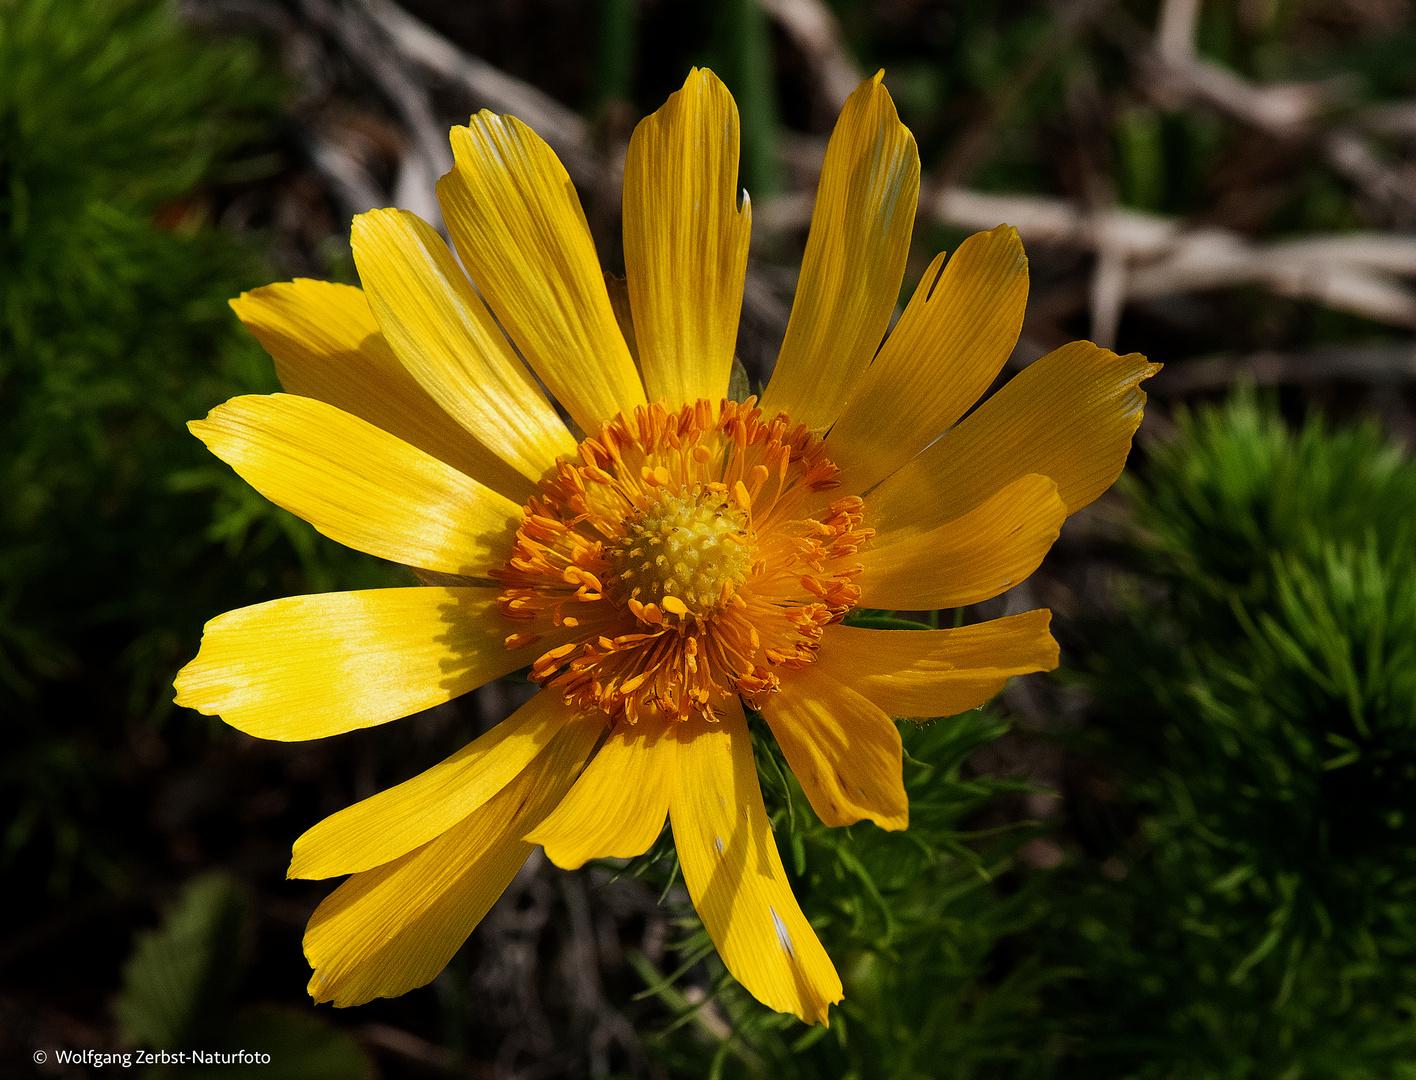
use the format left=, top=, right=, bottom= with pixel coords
left=5, top=0, right=1416, bottom=1077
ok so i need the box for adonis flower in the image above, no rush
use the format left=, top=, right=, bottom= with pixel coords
left=175, top=69, right=1156, bottom=1023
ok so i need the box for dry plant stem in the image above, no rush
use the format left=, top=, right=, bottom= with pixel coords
left=1148, top=345, right=1416, bottom=395
left=354, top=0, right=596, bottom=187
left=938, top=0, right=1416, bottom=330
left=307, top=133, right=388, bottom=218
left=931, top=188, right=1416, bottom=327
left=1360, top=102, right=1416, bottom=139
left=757, top=179, right=1416, bottom=326
left=1153, top=53, right=1328, bottom=137
left=1089, top=243, right=1128, bottom=350
left=1135, top=0, right=1330, bottom=136
left=1141, top=0, right=1416, bottom=224
left=1066, top=66, right=1125, bottom=349
left=1123, top=230, right=1416, bottom=326
left=1155, top=0, right=1200, bottom=66
left=197, top=0, right=1416, bottom=331
left=299, top=0, right=450, bottom=230
left=1325, top=129, right=1416, bottom=227
left=757, top=0, right=861, bottom=113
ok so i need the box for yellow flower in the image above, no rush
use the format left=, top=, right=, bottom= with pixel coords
left=174, top=68, right=1157, bottom=1024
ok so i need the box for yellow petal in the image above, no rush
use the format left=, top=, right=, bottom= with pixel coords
left=812, top=611, right=1059, bottom=718
left=304, top=715, right=602, bottom=1007
left=669, top=700, right=842, bottom=1025
left=760, top=665, right=908, bottom=831
left=174, top=588, right=562, bottom=741
left=351, top=208, right=576, bottom=485
left=623, top=68, right=750, bottom=408
left=867, top=342, right=1161, bottom=540
left=758, top=72, right=919, bottom=433
left=229, top=279, right=534, bottom=502
left=439, top=114, right=646, bottom=433
left=291, top=690, right=586, bottom=879
left=825, top=226, right=1028, bottom=494
left=528, top=715, right=676, bottom=869
left=190, top=394, right=520, bottom=577
left=860, top=473, right=1066, bottom=609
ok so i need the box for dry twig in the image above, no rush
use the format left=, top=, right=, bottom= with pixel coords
left=307, top=132, right=387, bottom=218
left=1139, top=0, right=1338, bottom=137
left=934, top=188, right=1416, bottom=327
left=753, top=181, right=1416, bottom=328
left=757, top=0, right=862, bottom=112
left=353, top=0, right=596, bottom=186
left=299, top=0, right=450, bottom=229
left=1134, top=0, right=1416, bottom=225
left=1148, top=345, right=1416, bottom=395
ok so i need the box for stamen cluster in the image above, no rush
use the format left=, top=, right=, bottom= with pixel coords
left=494, top=398, right=870, bottom=723
left=606, top=493, right=750, bottom=616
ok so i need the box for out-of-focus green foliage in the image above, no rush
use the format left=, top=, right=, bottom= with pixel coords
left=710, top=0, right=783, bottom=198
left=116, top=874, right=374, bottom=1078
left=0, top=0, right=397, bottom=899
left=1124, top=396, right=1416, bottom=598
left=1033, top=394, right=1416, bottom=1077
left=118, top=874, right=248, bottom=1048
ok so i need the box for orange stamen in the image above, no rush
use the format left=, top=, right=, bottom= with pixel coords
left=492, top=399, right=870, bottom=722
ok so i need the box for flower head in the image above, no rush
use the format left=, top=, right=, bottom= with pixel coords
left=175, top=68, right=1157, bottom=1024
left=498, top=398, right=869, bottom=723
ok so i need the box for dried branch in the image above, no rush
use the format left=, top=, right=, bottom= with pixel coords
left=931, top=187, right=1416, bottom=327
left=1324, top=128, right=1416, bottom=227
left=1126, top=230, right=1416, bottom=326
left=1148, top=345, right=1416, bottom=395
left=1133, top=0, right=1416, bottom=226
left=1090, top=242, right=1128, bottom=349
left=1065, top=66, right=1125, bottom=349
left=757, top=0, right=862, bottom=112
left=807, top=1, right=1416, bottom=336
left=352, top=0, right=596, bottom=187
left=299, top=0, right=450, bottom=230
left=1358, top=100, right=1416, bottom=139
left=1154, top=0, right=1199, bottom=67
left=932, top=188, right=1177, bottom=253
left=1156, top=58, right=1333, bottom=139
left=307, top=131, right=389, bottom=218
left=1133, top=0, right=1339, bottom=138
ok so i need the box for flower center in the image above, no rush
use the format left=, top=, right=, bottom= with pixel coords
left=607, top=493, right=751, bottom=617
left=493, top=398, right=871, bottom=723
